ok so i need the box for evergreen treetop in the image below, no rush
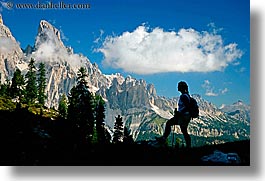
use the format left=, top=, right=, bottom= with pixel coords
left=37, top=62, right=47, bottom=106
left=10, top=69, right=25, bottom=102
left=113, top=115, right=124, bottom=144
left=25, top=58, right=38, bottom=104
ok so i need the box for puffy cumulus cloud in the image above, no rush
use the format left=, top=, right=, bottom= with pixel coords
left=98, top=25, right=243, bottom=74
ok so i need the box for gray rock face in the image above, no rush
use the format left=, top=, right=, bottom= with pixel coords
left=26, top=20, right=111, bottom=108
left=220, top=100, right=250, bottom=125
left=0, top=15, right=23, bottom=83
left=190, top=95, right=249, bottom=145
left=36, top=20, right=65, bottom=49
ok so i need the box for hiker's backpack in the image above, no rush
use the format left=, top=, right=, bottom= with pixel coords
left=186, top=94, right=199, bottom=119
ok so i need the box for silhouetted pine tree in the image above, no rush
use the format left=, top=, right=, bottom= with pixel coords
left=113, top=115, right=123, bottom=144
left=37, top=62, right=46, bottom=106
left=95, top=95, right=110, bottom=144
left=25, top=58, right=37, bottom=104
left=58, top=94, right=68, bottom=119
left=123, top=126, right=134, bottom=144
left=67, top=67, right=94, bottom=145
left=104, top=128, right=112, bottom=144
left=10, top=69, right=25, bottom=105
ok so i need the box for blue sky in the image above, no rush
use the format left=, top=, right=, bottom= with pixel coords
left=0, top=0, right=250, bottom=106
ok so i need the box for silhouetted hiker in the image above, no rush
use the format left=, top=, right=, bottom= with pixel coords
left=156, top=81, right=192, bottom=148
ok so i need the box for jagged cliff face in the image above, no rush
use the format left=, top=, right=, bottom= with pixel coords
left=99, top=75, right=250, bottom=144
left=98, top=75, right=176, bottom=139
left=0, top=16, right=250, bottom=145
left=220, top=100, right=250, bottom=125
left=37, top=20, right=65, bottom=49
left=186, top=95, right=250, bottom=145
left=0, top=15, right=23, bottom=83
left=24, top=20, right=111, bottom=107
left=103, top=86, right=250, bottom=144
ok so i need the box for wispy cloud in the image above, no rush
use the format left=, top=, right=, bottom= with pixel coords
left=60, top=29, right=69, bottom=42
left=97, top=24, right=243, bottom=75
left=94, top=29, right=104, bottom=44
left=33, top=27, right=88, bottom=69
left=0, top=37, right=20, bottom=53
left=207, top=22, right=223, bottom=34
left=220, top=87, right=228, bottom=94
left=202, top=80, right=218, bottom=97
left=236, top=67, right=246, bottom=73
left=202, top=80, right=229, bottom=97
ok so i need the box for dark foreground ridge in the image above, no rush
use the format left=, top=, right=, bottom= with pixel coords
left=76, top=140, right=250, bottom=166
left=0, top=109, right=250, bottom=166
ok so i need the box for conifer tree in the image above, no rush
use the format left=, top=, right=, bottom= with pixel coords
left=58, top=94, right=68, bottom=119
left=123, top=126, right=134, bottom=144
left=67, top=67, right=94, bottom=144
left=25, top=58, right=37, bottom=104
left=113, top=115, right=124, bottom=144
left=105, top=128, right=111, bottom=144
left=10, top=69, right=25, bottom=102
left=0, top=78, right=11, bottom=97
left=95, top=95, right=108, bottom=144
left=37, top=62, right=46, bottom=106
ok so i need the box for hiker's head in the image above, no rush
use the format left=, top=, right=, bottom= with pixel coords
left=178, top=81, right=189, bottom=93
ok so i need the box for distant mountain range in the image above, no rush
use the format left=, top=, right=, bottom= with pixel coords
left=0, top=15, right=250, bottom=146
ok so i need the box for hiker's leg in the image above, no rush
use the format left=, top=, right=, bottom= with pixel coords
left=180, top=124, right=191, bottom=148
left=163, top=117, right=177, bottom=138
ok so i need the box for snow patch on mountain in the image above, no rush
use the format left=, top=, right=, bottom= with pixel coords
left=150, top=103, right=173, bottom=119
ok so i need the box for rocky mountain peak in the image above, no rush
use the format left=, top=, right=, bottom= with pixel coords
left=23, top=44, right=34, bottom=56
left=233, top=100, right=244, bottom=106
left=0, top=16, right=14, bottom=40
left=147, top=84, right=157, bottom=96
left=0, top=15, right=23, bottom=83
left=35, top=20, right=65, bottom=49
left=38, top=20, right=60, bottom=38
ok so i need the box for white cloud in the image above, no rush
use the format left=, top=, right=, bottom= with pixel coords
left=94, top=29, right=104, bottom=44
left=207, top=22, right=223, bottom=34
left=33, top=41, right=87, bottom=69
left=0, top=37, right=19, bottom=53
left=220, top=88, right=228, bottom=95
left=202, top=80, right=229, bottom=97
left=205, top=92, right=218, bottom=97
left=60, top=29, right=69, bottom=42
left=236, top=67, right=246, bottom=73
left=32, top=28, right=88, bottom=69
left=97, top=25, right=243, bottom=74
left=202, top=80, right=218, bottom=97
